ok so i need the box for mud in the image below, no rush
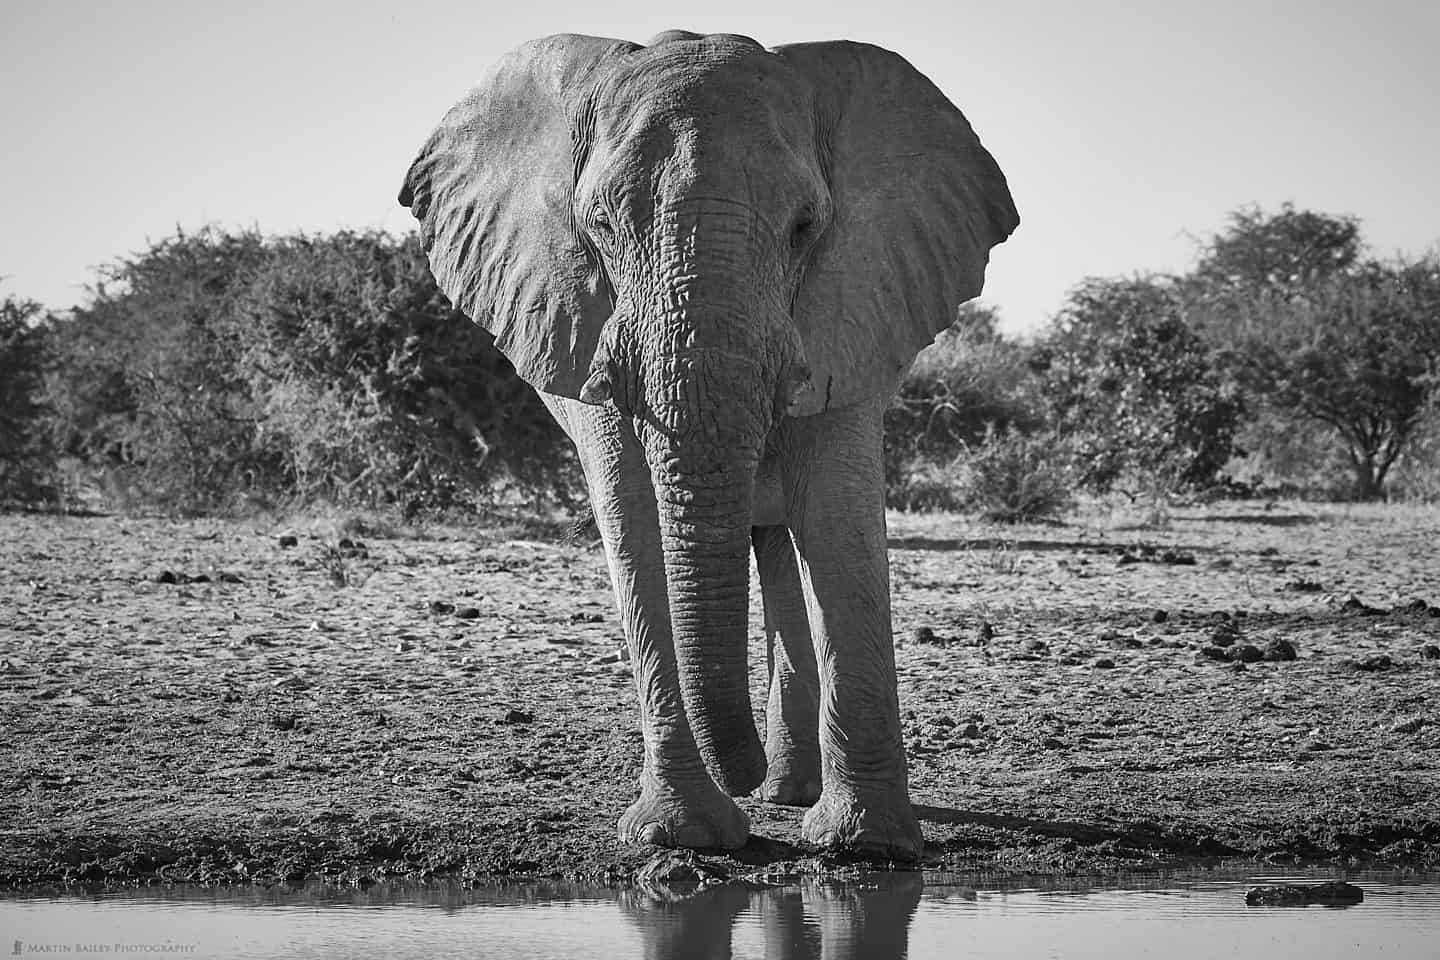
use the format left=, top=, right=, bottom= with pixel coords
left=2, top=501, right=1438, bottom=886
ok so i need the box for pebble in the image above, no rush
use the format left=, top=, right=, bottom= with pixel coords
left=1264, top=638, right=1298, bottom=662
left=1352, top=655, right=1393, bottom=672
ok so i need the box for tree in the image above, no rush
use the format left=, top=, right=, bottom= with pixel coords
left=1187, top=204, right=1440, bottom=499
left=1199, top=257, right=1440, bottom=499
left=1193, top=203, right=1361, bottom=292
left=1033, top=276, right=1244, bottom=493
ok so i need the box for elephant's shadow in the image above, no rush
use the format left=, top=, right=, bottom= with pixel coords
left=728, top=803, right=1207, bottom=864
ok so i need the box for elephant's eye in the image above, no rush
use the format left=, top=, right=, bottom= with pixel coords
left=790, top=214, right=816, bottom=252
left=591, top=208, right=615, bottom=244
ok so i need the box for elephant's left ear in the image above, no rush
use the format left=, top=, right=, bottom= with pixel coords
left=771, top=41, right=1019, bottom=416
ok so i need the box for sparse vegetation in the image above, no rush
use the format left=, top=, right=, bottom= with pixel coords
left=3, top=204, right=1436, bottom=518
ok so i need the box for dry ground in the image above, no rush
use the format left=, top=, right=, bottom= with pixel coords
left=1, top=500, right=1438, bottom=885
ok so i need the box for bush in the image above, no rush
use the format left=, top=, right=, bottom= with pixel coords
left=956, top=428, right=1075, bottom=523
left=37, top=228, right=582, bottom=515
left=885, top=305, right=1041, bottom=508
left=1032, top=276, right=1245, bottom=494
left=0, top=293, right=56, bottom=503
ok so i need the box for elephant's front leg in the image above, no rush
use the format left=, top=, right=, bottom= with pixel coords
left=782, top=398, right=923, bottom=861
left=547, top=397, right=749, bottom=850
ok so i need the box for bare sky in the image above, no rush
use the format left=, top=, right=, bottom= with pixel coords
left=2, top=0, right=1436, bottom=332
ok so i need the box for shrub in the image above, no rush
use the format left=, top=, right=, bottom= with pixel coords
left=1032, top=276, right=1245, bottom=494
left=956, top=428, right=1075, bottom=523
left=885, top=304, right=1041, bottom=508
left=37, top=228, right=582, bottom=514
left=0, top=293, right=56, bottom=503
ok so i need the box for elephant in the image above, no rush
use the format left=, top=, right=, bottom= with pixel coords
left=399, top=29, right=1017, bottom=861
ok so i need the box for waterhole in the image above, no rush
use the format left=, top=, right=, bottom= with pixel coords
left=3, top=871, right=1436, bottom=959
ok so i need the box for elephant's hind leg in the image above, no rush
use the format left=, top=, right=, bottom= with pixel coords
left=753, top=525, right=822, bottom=806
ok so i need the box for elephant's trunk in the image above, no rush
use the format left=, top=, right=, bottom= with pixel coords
left=654, top=474, right=766, bottom=795
left=640, top=348, right=773, bottom=796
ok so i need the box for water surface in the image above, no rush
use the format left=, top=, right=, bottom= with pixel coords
left=4, top=871, right=1436, bottom=959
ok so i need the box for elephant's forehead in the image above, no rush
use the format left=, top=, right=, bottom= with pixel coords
left=595, top=40, right=813, bottom=141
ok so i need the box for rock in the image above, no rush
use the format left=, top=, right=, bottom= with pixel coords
left=1352, top=655, right=1393, bottom=672
left=1023, top=639, right=1048, bottom=654
left=977, top=621, right=996, bottom=643
left=1264, top=638, right=1299, bottom=662
left=1161, top=550, right=1196, bottom=566
left=1258, top=546, right=1279, bottom=557
left=1196, top=646, right=1231, bottom=663
left=1397, top=598, right=1429, bottom=615
left=1151, top=609, right=1169, bottom=624
left=1421, top=644, right=1440, bottom=661
left=430, top=600, right=456, bottom=615
left=1391, top=716, right=1426, bottom=734
left=155, top=570, right=181, bottom=584
left=1092, top=657, right=1116, bottom=669
left=1209, top=620, right=1242, bottom=647
left=270, top=715, right=297, bottom=731
left=1041, top=737, right=1067, bottom=750
left=1340, top=595, right=1385, bottom=616
left=1284, top=579, right=1324, bottom=593
left=1245, top=881, right=1364, bottom=906
left=569, top=611, right=605, bottom=624
left=959, top=723, right=982, bottom=739
left=911, top=626, right=937, bottom=645
left=636, top=850, right=730, bottom=888
left=501, top=708, right=534, bottom=725
left=1232, top=644, right=1264, bottom=663
left=455, top=607, right=482, bottom=620
left=278, top=535, right=298, bottom=548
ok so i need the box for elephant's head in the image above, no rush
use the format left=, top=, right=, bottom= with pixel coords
left=401, top=31, right=1017, bottom=793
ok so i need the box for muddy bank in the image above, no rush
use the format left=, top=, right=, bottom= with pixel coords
left=2, top=503, right=1438, bottom=886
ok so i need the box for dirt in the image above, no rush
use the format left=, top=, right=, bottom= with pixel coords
left=2, top=500, right=1438, bottom=887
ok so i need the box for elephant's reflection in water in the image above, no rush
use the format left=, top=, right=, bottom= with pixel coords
left=618, top=873, right=924, bottom=960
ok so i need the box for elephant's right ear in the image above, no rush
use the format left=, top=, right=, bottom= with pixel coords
left=399, top=34, right=639, bottom=397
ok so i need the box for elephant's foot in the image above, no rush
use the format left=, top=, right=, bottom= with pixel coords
left=801, top=788, right=923, bottom=862
left=618, top=772, right=750, bottom=850
left=759, top=746, right=822, bottom=806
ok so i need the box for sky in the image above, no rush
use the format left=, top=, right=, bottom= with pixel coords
left=2, top=0, right=1436, bottom=334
